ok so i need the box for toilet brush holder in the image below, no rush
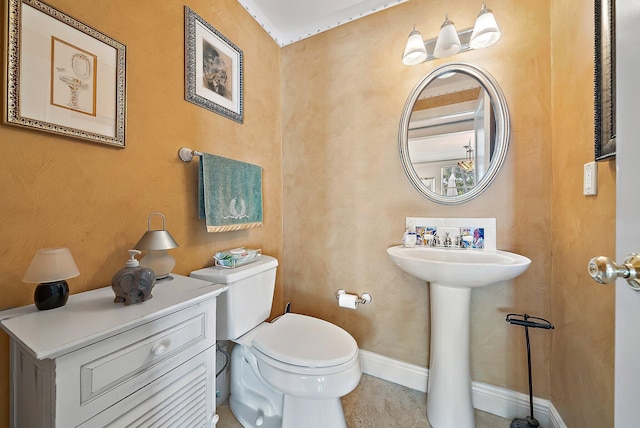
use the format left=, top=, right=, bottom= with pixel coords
left=506, top=313, right=554, bottom=428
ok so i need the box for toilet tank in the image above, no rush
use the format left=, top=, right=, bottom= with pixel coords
left=190, top=255, right=278, bottom=340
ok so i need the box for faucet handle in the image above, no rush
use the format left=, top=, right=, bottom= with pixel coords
left=444, top=232, right=453, bottom=247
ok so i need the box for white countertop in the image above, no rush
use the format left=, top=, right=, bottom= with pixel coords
left=0, top=274, right=228, bottom=360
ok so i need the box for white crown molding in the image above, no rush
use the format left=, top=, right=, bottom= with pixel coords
left=237, top=0, right=409, bottom=47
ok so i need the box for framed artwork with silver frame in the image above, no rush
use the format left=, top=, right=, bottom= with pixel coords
left=594, top=0, right=616, bottom=161
left=4, top=0, right=127, bottom=147
left=184, top=6, right=243, bottom=124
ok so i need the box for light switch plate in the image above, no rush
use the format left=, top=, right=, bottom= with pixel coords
left=584, top=161, right=598, bottom=195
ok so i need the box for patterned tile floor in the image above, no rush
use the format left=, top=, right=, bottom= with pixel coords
left=216, top=374, right=511, bottom=427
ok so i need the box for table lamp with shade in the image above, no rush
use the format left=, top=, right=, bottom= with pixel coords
left=134, top=212, right=179, bottom=279
left=23, top=247, right=80, bottom=310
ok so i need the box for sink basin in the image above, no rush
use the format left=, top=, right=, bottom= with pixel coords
left=386, top=245, right=531, bottom=288
left=387, top=245, right=531, bottom=428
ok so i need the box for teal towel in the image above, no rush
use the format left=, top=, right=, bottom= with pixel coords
left=198, top=153, right=263, bottom=232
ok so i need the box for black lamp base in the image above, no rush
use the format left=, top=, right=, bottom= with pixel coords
left=34, top=280, right=69, bottom=310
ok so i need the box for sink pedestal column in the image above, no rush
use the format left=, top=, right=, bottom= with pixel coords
left=426, top=283, right=474, bottom=428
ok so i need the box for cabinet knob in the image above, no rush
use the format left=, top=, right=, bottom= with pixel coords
left=151, top=343, right=167, bottom=357
left=209, top=413, right=220, bottom=426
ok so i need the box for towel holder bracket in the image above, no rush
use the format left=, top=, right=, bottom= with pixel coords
left=178, top=147, right=202, bottom=162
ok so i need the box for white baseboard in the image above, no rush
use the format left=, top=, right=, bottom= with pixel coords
left=359, top=348, right=429, bottom=392
left=359, top=349, right=566, bottom=428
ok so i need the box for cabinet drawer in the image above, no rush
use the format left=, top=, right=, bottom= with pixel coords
left=54, top=298, right=216, bottom=427
left=80, top=311, right=207, bottom=402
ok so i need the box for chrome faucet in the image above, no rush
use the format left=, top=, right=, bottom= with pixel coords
left=443, top=232, right=452, bottom=248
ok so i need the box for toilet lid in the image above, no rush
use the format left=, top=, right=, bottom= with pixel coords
left=252, top=313, right=358, bottom=368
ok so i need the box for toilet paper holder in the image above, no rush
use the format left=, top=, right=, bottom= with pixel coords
left=336, top=289, right=372, bottom=305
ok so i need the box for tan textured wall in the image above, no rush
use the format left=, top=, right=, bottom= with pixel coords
left=0, top=1, right=282, bottom=425
left=550, top=0, right=615, bottom=425
left=0, top=0, right=616, bottom=426
left=282, top=0, right=553, bottom=397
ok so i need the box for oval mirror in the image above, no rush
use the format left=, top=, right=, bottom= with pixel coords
left=398, top=63, right=510, bottom=204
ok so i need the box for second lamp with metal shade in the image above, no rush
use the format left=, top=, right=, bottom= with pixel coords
left=135, top=212, right=179, bottom=279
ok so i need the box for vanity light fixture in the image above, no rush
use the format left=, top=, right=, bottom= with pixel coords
left=401, top=2, right=501, bottom=65
left=23, top=247, right=80, bottom=310
left=135, top=212, right=179, bottom=280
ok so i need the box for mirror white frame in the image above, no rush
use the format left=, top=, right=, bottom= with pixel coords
left=398, top=62, right=510, bottom=204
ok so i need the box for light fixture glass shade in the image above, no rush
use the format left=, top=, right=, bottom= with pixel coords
left=402, top=27, right=428, bottom=65
left=470, top=4, right=501, bottom=49
left=434, top=16, right=461, bottom=58
left=23, top=247, right=80, bottom=283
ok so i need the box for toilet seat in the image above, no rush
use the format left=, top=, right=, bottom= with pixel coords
left=252, top=345, right=360, bottom=376
left=252, top=313, right=358, bottom=371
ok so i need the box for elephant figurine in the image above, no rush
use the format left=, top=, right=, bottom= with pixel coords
left=111, top=267, right=156, bottom=306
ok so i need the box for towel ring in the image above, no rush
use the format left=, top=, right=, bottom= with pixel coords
left=178, top=147, right=203, bottom=162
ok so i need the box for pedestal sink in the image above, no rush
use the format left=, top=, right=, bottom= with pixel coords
left=386, top=245, right=531, bottom=428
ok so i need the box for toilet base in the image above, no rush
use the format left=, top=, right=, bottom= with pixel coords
left=228, top=317, right=359, bottom=428
left=282, top=395, right=347, bottom=428
left=228, top=344, right=283, bottom=428
left=229, top=395, right=282, bottom=428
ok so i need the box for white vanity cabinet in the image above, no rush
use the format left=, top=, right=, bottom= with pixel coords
left=0, top=274, right=228, bottom=428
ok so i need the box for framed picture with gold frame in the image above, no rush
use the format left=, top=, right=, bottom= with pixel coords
left=184, top=6, right=243, bottom=124
left=4, top=0, right=127, bottom=147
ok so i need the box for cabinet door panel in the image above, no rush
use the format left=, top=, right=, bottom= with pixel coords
left=79, top=348, right=216, bottom=428
left=56, top=299, right=216, bottom=427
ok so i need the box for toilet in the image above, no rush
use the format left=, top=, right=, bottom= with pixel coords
left=190, top=255, right=362, bottom=428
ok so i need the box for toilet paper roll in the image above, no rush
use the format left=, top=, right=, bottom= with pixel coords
left=338, top=293, right=358, bottom=310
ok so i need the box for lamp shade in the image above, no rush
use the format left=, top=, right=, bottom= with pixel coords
left=134, top=213, right=178, bottom=279
left=134, top=213, right=179, bottom=250
left=23, top=247, right=79, bottom=310
left=470, top=4, right=501, bottom=49
left=134, top=230, right=179, bottom=250
left=402, top=27, right=428, bottom=65
left=434, top=16, right=461, bottom=58
left=23, top=247, right=80, bottom=283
